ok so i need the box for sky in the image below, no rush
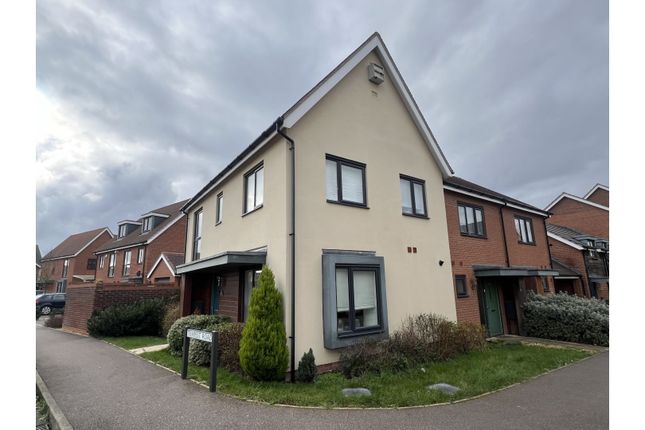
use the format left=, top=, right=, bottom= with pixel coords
left=36, top=0, right=608, bottom=253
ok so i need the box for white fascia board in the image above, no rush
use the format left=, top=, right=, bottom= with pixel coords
left=183, top=130, right=279, bottom=212
left=545, top=193, right=609, bottom=212
left=140, top=211, right=171, bottom=218
left=146, top=254, right=176, bottom=279
left=583, top=184, right=609, bottom=199
left=72, top=228, right=113, bottom=257
left=117, top=220, right=142, bottom=225
left=547, top=232, right=584, bottom=250
left=146, top=213, right=185, bottom=244
left=282, top=35, right=453, bottom=178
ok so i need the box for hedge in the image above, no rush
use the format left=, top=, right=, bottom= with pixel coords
left=87, top=297, right=171, bottom=337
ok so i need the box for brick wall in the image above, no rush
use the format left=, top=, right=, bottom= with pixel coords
left=548, top=238, right=590, bottom=297
left=549, top=197, right=609, bottom=239
left=62, top=283, right=180, bottom=335
left=586, top=188, right=609, bottom=207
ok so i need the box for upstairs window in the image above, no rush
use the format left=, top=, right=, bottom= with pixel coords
left=142, top=217, right=152, bottom=232
left=118, top=225, right=127, bottom=238
left=216, top=193, right=224, bottom=224
left=99, top=255, right=106, bottom=269
left=458, top=203, right=485, bottom=237
left=108, top=253, right=116, bottom=278
left=122, top=250, right=132, bottom=276
left=325, top=154, right=367, bottom=207
left=244, top=163, right=264, bottom=213
left=455, top=275, right=468, bottom=298
left=400, top=175, right=427, bottom=217
left=137, top=248, right=145, bottom=264
left=62, top=259, right=69, bottom=277
left=87, top=259, right=97, bottom=270
left=514, top=216, right=535, bottom=245
left=193, top=209, right=203, bottom=260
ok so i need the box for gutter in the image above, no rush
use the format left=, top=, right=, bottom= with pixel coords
left=275, top=117, right=297, bottom=383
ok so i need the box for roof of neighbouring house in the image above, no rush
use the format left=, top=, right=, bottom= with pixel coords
left=147, top=252, right=185, bottom=278
left=41, top=227, right=113, bottom=261
left=95, top=199, right=189, bottom=253
left=546, top=223, right=608, bottom=248
left=544, top=191, right=609, bottom=212
left=551, top=258, right=582, bottom=277
left=443, top=176, right=548, bottom=216
left=36, top=245, right=42, bottom=264
left=182, top=32, right=454, bottom=213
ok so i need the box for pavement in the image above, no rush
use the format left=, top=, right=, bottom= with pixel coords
left=36, top=325, right=609, bottom=430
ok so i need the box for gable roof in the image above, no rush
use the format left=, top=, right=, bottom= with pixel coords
left=95, top=199, right=189, bottom=253
left=42, top=227, right=113, bottom=261
left=147, top=252, right=184, bottom=278
left=583, top=183, right=609, bottom=200
left=443, top=176, right=549, bottom=217
left=546, top=223, right=608, bottom=250
left=183, top=32, right=453, bottom=212
left=544, top=192, right=609, bottom=212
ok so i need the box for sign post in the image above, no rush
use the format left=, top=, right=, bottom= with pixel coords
left=180, top=328, right=219, bottom=392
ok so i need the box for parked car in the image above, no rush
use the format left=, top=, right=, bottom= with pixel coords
left=36, top=293, right=66, bottom=317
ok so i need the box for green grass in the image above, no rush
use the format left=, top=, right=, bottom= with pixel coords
left=103, top=336, right=168, bottom=350
left=141, top=343, right=591, bottom=408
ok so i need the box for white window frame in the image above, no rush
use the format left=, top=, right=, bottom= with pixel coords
left=122, top=250, right=132, bottom=276
left=137, top=248, right=145, bottom=264
left=108, top=253, right=116, bottom=278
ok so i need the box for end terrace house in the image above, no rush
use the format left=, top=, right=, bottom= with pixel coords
left=176, top=33, right=457, bottom=370
left=39, top=227, right=113, bottom=293
left=94, top=200, right=188, bottom=285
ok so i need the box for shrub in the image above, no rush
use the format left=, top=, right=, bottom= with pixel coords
left=522, top=292, right=609, bottom=346
left=239, top=266, right=289, bottom=381
left=167, top=314, right=231, bottom=356
left=339, top=340, right=398, bottom=378
left=161, top=303, right=180, bottom=338
left=44, top=314, right=63, bottom=328
left=87, top=297, right=169, bottom=337
left=219, top=323, right=244, bottom=372
left=296, top=349, right=317, bottom=383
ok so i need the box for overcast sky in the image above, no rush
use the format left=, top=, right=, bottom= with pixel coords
left=36, top=0, right=608, bottom=253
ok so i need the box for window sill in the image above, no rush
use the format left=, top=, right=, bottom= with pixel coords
left=457, top=294, right=469, bottom=299
left=326, top=200, right=369, bottom=209
left=338, top=327, right=384, bottom=339
left=242, top=204, right=264, bottom=217
left=517, top=241, right=536, bottom=246
left=402, top=212, right=429, bottom=220
left=460, top=232, right=487, bottom=239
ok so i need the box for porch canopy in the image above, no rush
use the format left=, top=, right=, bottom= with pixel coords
left=176, top=251, right=266, bottom=275
left=473, top=265, right=558, bottom=278
left=551, top=259, right=582, bottom=280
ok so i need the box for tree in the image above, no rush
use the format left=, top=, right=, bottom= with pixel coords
left=239, top=265, right=289, bottom=381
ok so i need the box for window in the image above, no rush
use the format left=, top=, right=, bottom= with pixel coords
left=154, top=277, right=171, bottom=283
left=541, top=276, right=549, bottom=293
left=455, top=275, right=468, bottom=298
left=322, top=251, right=388, bottom=349
left=142, top=217, right=152, bottom=232
left=98, top=255, right=105, bottom=269
left=325, top=155, right=367, bottom=207
left=216, top=193, right=224, bottom=224
left=193, top=209, right=203, bottom=260
left=122, top=250, right=132, bottom=276
left=137, top=248, right=145, bottom=264
left=87, top=259, right=97, bottom=270
left=244, top=163, right=264, bottom=213
left=62, top=259, right=69, bottom=278
left=514, top=216, right=535, bottom=244
left=458, top=203, right=485, bottom=237
left=108, top=253, right=116, bottom=278
left=399, top=175, right=427, bottom=217
left=118, top=225, right=127, bottom=238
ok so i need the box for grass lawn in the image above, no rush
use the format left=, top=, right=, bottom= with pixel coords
left=103, top=336, right=168, bottom=350
left=141, top=343, right=591, bottom=408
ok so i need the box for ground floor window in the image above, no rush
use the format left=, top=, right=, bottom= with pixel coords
left=336, top=266, right=381, bottom=334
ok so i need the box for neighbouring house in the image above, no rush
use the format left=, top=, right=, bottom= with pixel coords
left=36, top=245, right=42, bottom=290
left=146, top=252, right=184, bottom=285
left=39, top=228, right=114, bottom=293
left=545, top=183, right=609, bottom=239
left=443, top=177, right=557, bottom=337
left=93, top=200, right=188, bottom=286
left=546, top=223, right=609, bottom=301
left=176, top=33, right=457, bottom=372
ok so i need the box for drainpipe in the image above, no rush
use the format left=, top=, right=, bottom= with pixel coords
left=275, top=117, right=296, bottom=383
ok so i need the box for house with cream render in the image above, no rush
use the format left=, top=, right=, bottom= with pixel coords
left=176, top=33, right=457, bottom=375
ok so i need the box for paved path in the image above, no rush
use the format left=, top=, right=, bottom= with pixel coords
left=36, top=326, right=608, bottom=430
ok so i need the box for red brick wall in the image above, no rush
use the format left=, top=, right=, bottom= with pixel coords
left=62, top=283, right=180, bottom=335
left=548, top=238, right=590, bottom=297
left=70, top=230, right=113, bottom=283
left=586, top=188, right=609, bottom=207
left=549, top=197, right=609, bottom=239
left=444, top=190, right=553, bottom=325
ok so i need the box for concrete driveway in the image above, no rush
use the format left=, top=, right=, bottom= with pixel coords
left=36, top=326, right=608, bottom=430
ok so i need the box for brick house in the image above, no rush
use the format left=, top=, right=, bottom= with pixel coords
left=443, top=177, right=557, bottom=336
left=546, top=223, right=609, bottom=301
left=93, top=200, right=188, bottom=285
left=39, top=227, right=114, bottom=293
left=545, top=183, right=609, bottom=239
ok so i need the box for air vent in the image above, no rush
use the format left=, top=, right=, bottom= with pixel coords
left=368, top=63, right=384, bottom=85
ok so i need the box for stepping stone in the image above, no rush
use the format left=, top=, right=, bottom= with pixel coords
left=342, top=388, right=372, bottom=397
left=427, top=383, right=460, bottom=395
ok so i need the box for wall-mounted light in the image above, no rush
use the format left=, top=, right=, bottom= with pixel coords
left=439, top=260, right=444, bottom=266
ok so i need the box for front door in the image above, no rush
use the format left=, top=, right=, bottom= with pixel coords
left=483, top=282, right=503, bottom=336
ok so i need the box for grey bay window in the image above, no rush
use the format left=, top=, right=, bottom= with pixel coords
left=193, top=209, right=203, bottom=260
left=216, top=192, right=223, bottom=224
left=458, top=203, right=485, bottom=237
left=244, top=163, right=264, bottom=213
left=322, top=250, right=388, bottom=349
left=325, top=155, right=367, bottom=207
left=514, top=216, right=535, bottom=244
left=400, top=174, right=427, bottom=217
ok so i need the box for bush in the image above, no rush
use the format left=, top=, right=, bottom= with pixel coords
left=44, top=314, right=63, bottom=328
left=161, top=303, right=180, bottom=338
left=339, top=340, right=404, bottom=378
left=522, top=292, right=609, bottom=346
left=87, top=297, right=169, bottom=337
left=219, top=323, right=244, bottom=372
left=167, top=314, right=231, bottom=356
left=239, top=266, right=289, bottom=381
left=296, top=348, right=317, bottom=383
